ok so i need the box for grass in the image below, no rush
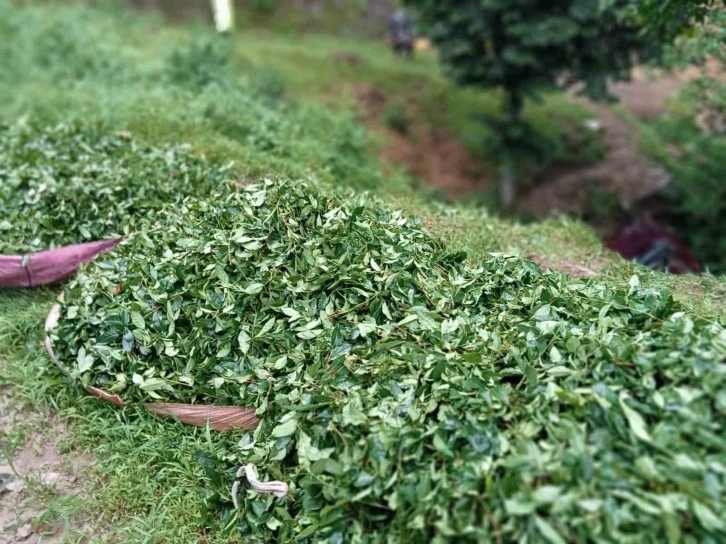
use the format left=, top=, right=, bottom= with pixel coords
left=232, top=1, right=375, bottom=38
left=230, top=28, right=605, bottom=173
left=0, top=1, right=601, bottom=182
left=0, top=1, right=724, bottom=541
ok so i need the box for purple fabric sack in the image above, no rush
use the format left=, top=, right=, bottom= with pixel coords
left=0, top=238, right=122, bottom=288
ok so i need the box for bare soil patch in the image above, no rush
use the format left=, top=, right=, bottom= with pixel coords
left=529, top=253, right=610, bottom=279
left=522, top=62, right=725, bottom=221
left=614, top=60, right=726, bottom=120
left=351, top=84, right=491, bottom=197
left=521, top=103, right=671, bottom=220
left=0, top=393, right=95, bottom=543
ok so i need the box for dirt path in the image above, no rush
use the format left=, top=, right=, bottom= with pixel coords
left=351, top=84, right=490, bottom=197
left=521, top=62, right=725, bottom=223
left=351, top=68, right=690, bottom=211
left=520, top=102, right=671, bottom=220
left=0, top=392, right=94, bottom=543
left=614, top=61, right=726, bottom=119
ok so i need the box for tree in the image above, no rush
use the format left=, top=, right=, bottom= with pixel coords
left=630, top=0, right=723, bottom=43
left=404, top=0, right=661, bottom=209
left=639, top=1, right=726, bottom=273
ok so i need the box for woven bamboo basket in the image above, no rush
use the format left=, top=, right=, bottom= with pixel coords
left=44, top=301, right=260, bottom=432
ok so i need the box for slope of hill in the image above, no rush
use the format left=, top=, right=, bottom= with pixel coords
left=0, top=2, right=724, bottom=542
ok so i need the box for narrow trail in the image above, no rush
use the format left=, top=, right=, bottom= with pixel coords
left=520, top=102, right=671, bottom=218
left=521, top=62, right=726, bottom=222
left=351, top=84, right=490, bottom=197
left=0, top=393, right=95, bottom=543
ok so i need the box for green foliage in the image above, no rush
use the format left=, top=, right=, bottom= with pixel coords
left=661, top=5, right=726, bottom=69
left=381, top=103, right=410, bottom=134
left=0, top=0, right=130, bottom=85
left=681, top=77, right=726, bottom=118
left=0, top=122, right=234, bottom=254
left=406, top=0, right=655, bottom=104
left=165, top=39, right=230, bottom=89
left=630, top=0, right=724, bottom=44
left=249, top=66, right=286, bottom=101
left=53, top=179, right=726, bottom=542
left=644, top=78, right=726, bottom=274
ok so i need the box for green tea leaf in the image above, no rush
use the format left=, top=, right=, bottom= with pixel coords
left=271, top=418, right=297, bottom=438
left=76, top=347, right=94, bottom=374
left=619, top=394, right=652, bottom=443
left=130, top=311, right=145, bottom=330
left=693, top=501, right=725, bottom=532
left=535, top=517, right=566, bottom=544
left=121, top=330, right=135, bottom=353
left=238, top=330, right=251, bottom=355
left=244, top=283, right=264, bottom=295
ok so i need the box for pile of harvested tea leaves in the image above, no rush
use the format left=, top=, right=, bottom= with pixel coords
left=53, top=180, right=726, bottom=542
left=0, top=121, right=234, bottom=253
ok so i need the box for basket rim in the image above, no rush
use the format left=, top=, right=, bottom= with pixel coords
left=44, top=299, right=259, bottom=432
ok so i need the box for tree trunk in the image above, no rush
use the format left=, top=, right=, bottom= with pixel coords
left=498, top=161, right=516, bottom=210
left=498, top=89, right=524, bottom=211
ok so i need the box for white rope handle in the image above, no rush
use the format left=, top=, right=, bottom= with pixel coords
left=232, top=463, right=288, bottom=508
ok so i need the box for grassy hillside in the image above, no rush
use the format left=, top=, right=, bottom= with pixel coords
left=0, top=2, right=724, bottom=542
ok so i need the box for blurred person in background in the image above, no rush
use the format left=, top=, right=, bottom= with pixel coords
left=388, top=9, right=414, bottom=58
left=211, top=0, right=234, bottom=34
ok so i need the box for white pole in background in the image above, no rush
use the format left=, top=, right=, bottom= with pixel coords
left=211, top=0, right=234, bottom=34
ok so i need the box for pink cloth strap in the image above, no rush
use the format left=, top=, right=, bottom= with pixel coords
left=0, top=238, right=122, bottom=288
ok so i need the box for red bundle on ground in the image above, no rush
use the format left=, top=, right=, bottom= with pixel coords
left=0, top=239, right=122, bottom=288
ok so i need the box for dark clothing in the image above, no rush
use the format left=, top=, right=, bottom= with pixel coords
left=388, top=11, right=414, bottom=57
left=394, top=41, right=413, bottom=55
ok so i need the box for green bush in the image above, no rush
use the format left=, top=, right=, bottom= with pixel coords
left=382, top=103, right=410, bottom=135
left=643, top=77, right=726, bottom=274
left=0, top=1, right=130, bottom=85
left=165, top=39, right=230, bottom=89
left=249, top=66, right=286, bottom=101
